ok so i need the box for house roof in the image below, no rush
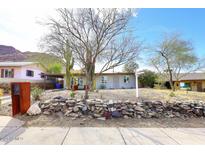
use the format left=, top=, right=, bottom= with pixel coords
left=0, top=62, right=38, bottom=67
left=173, top=73, right=205, bottom=81
left=43, top=72, right=135, bottom=77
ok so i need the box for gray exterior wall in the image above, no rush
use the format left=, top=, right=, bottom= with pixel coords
left=65, top=74, right=136, bottom=89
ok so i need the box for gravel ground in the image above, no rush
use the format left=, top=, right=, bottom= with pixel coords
left=41, top=88, right=205, bottom=102
left=1, top=88, right=205, bottom=128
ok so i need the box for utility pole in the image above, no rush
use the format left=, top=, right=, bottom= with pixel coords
left=135, top=70, right=139, bottom=98
left=135, top=69, right=144, bottom=98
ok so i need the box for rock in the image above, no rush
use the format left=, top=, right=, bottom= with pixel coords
left=69, top=113, right=79, bottom=118
left=110, top=107, right=116, bottom=112
left=43, top=110, right=51, bottom=115
left=93, top=113, right=102, bottom=118
left=82, top=105, right=88, bottom=111
left=42, top=99, right=52, bottom=104
left=90, top=106, right=95, bottom=112
left=148, top=111, right=157, bottom=117
left=193, top=108, right=203, bottom=116
left=137, top=115, right=141, bottom=119
left=73, top=106, right=79, bottom=112
left=127, top=108, right=134, bottom=112
left=64, top=110, right=73, bottom=116
left=97, top=117, right=106, bottom=121
left=27, top=103, right=41, bottom=116
left=54, top=105, right=61, bottom=112
left=107, top=100, right=114, bottom=105
left=122, top=110, right=131, bottom=115
left=123, top=115, right=129, bottom=119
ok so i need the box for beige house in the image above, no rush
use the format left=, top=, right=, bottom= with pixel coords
left=173, top=73, right=205, bottom=92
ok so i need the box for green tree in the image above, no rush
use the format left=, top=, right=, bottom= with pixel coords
left=123, top=60, right=138, bottom=73
left=138, top=70, right=158, bottom=88
left=150, top=33, right=200, bottom=91
left=47, top=63, right=62, bottom=74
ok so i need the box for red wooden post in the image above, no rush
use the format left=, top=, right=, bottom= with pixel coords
left=11, top=82, right=31, bottom=116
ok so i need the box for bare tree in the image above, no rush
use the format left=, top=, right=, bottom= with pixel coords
left=150, top=33, right=201, bottom=91
left=39, top=24, right=74, bottom=89
left=44, top=8, right=141, bottom=98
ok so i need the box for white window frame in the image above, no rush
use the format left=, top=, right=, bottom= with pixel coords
left=26, top=70, right=34, bottom=77
left=124, top=75, right=129, bottom=83
left=101, top=76, right=107, bottom=84
left=2, top=69, right=14, bottom=78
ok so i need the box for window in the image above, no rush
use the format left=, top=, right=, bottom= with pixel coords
left=78, top=77, right=83, bottom=86
left=124, top=76, right=129, bottom=83
left=26, top=70, right=34, bottom=77
left=1, top=69, right=14, bottom=78
left=101, top=76, right=107, bottom=84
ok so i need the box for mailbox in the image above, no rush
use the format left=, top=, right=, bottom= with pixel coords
left=11, top=82, right=31, bottom=116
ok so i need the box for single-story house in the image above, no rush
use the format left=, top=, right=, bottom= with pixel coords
left=67, top=72, right=136, bottom=90
left=173, top=73, right=205, bottom=92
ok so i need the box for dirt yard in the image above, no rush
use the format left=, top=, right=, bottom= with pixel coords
left=1, top=88, right=205, bottom=128
left=41, top=88, right=205, bottom=102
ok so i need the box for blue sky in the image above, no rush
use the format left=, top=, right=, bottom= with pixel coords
left=0, top=8, right=204, bottom=71
left=132, top=8, right=205, bottom=58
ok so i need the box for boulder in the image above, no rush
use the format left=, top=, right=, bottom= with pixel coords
left=27, top=103, right=41, bottom=116
left=73, top=106, right=79, bottom=112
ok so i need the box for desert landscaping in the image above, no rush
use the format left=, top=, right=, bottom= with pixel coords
left=1, top=88, right=205, bottom=128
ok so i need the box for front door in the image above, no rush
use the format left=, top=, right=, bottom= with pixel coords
left=197, top=82, right=202, bottom=92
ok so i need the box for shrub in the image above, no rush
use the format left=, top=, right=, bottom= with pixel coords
left=138, top=70, right=158, bottom=88
left=0, top=89, right=3, bottom=97
left=31, top=87, right=44, bottom=101
left=169, top=92, right=176, bottom=97
left=70, top=91, right=75, bottom=98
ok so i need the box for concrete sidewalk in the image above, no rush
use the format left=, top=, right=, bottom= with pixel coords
left=1, top=116, right=205, bottom=145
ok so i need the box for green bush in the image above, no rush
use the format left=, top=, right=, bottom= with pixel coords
left=31, top=87, right=44, bottom=101
left=47, top=63, right=62, bottom=74
left=169, top=92, right=176, bottom=97
left=70, top=91, right=75, bottom=98
left=138, top=70, right=158, bottom=88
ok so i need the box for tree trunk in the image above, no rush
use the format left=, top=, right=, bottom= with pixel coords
left=65, top=67, right=71, bottom=89
left=168, top=70, right=175, bottom=91
left=84, top=63, right=95, bottom=99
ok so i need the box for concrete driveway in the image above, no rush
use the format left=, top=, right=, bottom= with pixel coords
left=1, top=116, right=205, bottom=145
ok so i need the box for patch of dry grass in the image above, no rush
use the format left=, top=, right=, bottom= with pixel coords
left=140, top=88, right=205, bottom=102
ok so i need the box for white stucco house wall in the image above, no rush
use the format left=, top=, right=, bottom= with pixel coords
left=0, top=62, right=45, bottom=83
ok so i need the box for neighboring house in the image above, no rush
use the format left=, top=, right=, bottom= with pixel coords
left=173, top=73, right=205, bottom=92
left=67, top=72, right=136, bottom=90
left=0, top=62, right=45, bottom=83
